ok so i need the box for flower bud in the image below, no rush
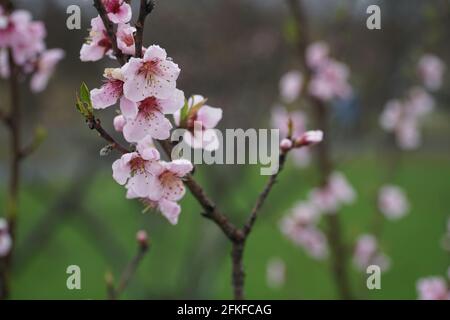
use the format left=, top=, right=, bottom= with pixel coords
left=295, top=130, right=323, bottom=147
left=136, top=230, right=149, bottom=249
left=280, top=138, right=293, bottom=152
left=113, top=115, right=126, bottom=132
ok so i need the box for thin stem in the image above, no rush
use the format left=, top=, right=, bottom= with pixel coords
left=135, top=0, right=155, bottom=58
left=107, top=240, right=149, bottom=300
left=243, top=153, right=287, bottom=237
left=87, top=116, right=131, bottom=154
left=286, top=0, right=353, bottom=299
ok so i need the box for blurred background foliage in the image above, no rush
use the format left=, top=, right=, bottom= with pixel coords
left=0, top=0, right=449, bottom=299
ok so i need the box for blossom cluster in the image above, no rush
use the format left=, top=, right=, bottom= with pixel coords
left=80, top=3, right=224, bottom=225
left=379, top=54, right=445, bottom=150
left=278, top=41, right=352, bottom=104
left=0, top=218, right=12, bottom=258
left=0, top=5, right=64, bottom=92
left=352, top=234, right=390, bottom=272
left=416, top=272, right=450, bottom=300
left=377, top=185, right=410, bottom=220
left=272, top=41, right=350, bottom=167
left=280, top=172, right=356, bottom=259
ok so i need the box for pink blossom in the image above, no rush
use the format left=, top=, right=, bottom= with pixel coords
left=80, top=16, right=112, bottom=62
left=102, top=0, right=132, bottom=24
left=306, top=41, right=329, bottom=70
left=309, top=172, right=355, bottom=213
left=90, top=68, right=137, bottom=120
left=113, top=114, right=126, bottom=132
left=150, top=159, right=193, bottom=202
left=328, top=172, right=356, bottom=205
left=378, top=185, right=409, bottom=220
left=0, top=218, right=12, bottom=257
left=279, top=70, right=303, bottom=103
left=174, top=95, right=223, bottom=151
left=266, top=258, right=286, bottom=289
left=134, top=159, right=192, bottom=225
left=396, top=119, right=420, bottom=150
left=117, top=23, right=135, bottom=56
left=295, top=130, right=323, bottom=147
left=406, top=87, right=435, bottom=118
left=379, top=99, right=403, bottom=132
left=308, top=59, right=352, bottom=102
left=353, top=234, right=390, bottom=271
left=309, top=187, right=340, bottom=214
left=417, top=277, right=449, bottom=300
left=112, top=151, right=161, bottom=199
left=30, top=49, right=65, bottom=93
left=122, top=89, right=184, bottom=142
left=122, top=45, right=180, bottom=101
left=417, top=54, right=445, bottom=91
left=280, top=202, right=327, bottom=259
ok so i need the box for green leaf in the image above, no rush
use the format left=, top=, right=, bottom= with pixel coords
left=79, top=82, right=91, bottom=104
left=179, top=99, right=189, bottom=128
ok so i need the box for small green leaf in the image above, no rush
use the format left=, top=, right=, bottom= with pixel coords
left=179, top=99, right=189, bottom=128
left=80, top=82, right=91, bottom=104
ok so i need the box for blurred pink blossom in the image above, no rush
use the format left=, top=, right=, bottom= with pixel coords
left=266, top=257, right=286, bottom=289
left=378, top=185, right=409, bottom=220
left=417, top=54, right=446, bottom=91
left=353, top=234, right=390, bottom=272
left=417, top=277, right=449, bottom=300
left=0, top=218, right=12, bottom=258
left=30, top=49, right=65, bottom=93
left=279, top=70, right=303, bottom=103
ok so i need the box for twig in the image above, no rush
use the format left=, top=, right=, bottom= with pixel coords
left=286, top=0, right=353, bottom=299
left=243, top=153, right=287, bottom=236
left=106, top=236, right=150, bottom=299
left=87, top=116, right=131, bottom=154
left=92, top=0, right=127, bottom=65
left=135, top=0, right=155, bottom=58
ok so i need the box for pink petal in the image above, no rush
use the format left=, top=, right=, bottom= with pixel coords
left=137, top=136, right=161, bottom=161
left=123, top=110, right=172, bottom=142
left=119, top=96, right=138, bottom=119
left=197, top=106, right=222, bottom=129
left=158, top=89, right=185, bottom=114
left=158, top=199, right=181, bottom=225
left=165, top=159, right=193, bottom=177
left=80, top=43, right=105, bottom=62
left=91, top=81, right=122, bottom=109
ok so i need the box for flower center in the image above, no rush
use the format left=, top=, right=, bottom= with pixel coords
left=138, top=97, right=159, bottom=117
left=138, top=59, right=161, bottom=82
left=103, top=0, right=122, bottom=13
left=129, top=156, right=146, bottom=174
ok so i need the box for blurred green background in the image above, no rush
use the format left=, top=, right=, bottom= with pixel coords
left=0, top=0, right=450, bottom=299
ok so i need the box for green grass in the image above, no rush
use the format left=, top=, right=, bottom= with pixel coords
left=3, top=154, right=450, bottom=299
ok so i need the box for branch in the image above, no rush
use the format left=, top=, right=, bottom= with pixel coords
left=92, top=0, right=127, bottom=65
left=135, top=0, right=155, bottom=58
left=106, top=233, right=150, bottom=300
left=243, top=153, right=287, bottom=236
left=158, top=139, right=241, bottom=242
left=87, top=116, right=131, bottom=154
